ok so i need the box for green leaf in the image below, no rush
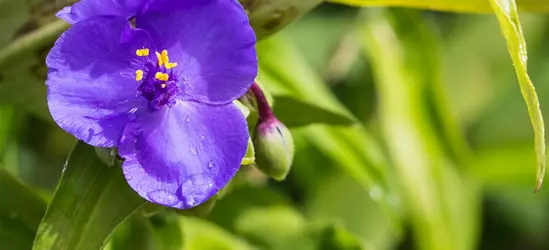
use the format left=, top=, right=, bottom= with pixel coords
left=489, top=0, right=546, bottom=191
left=308, top=222, right=364, bottom=250
left=469, top=144, right=537, bottom=186
left=182, top=217, right=254, bottom=250
left=109, top=213, right=183, bottom=250
left=0, top=168, right=47, bottom=250
left=109, top=216, right=157, bottom=250
left=241, top=139, right=255, bottom=166
left=304, top=174, right=398, bottom=249
left=327, top=0, right=549, bottom=13
left=272, top=96, right=357, bottom=127
left=234, top=206, right=314, bottom=250
left=207, top=185, right=292, bottom=231
left=148, top=213, right=183, bottom=250
left=358, top=9, right=480, bottom=250
left=239, top=0, right=322, bottom=39
left=257, top=35, right=357, bottom=127
left=33, top=142, right=146, bottom=250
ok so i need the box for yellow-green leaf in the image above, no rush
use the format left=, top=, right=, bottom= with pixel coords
left=327, top=0, right=549, bottom=13
left=489, top=0, right=546, bottom=191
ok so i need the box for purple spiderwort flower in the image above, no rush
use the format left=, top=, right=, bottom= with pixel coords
left=47, top=0, right=257, bottom=209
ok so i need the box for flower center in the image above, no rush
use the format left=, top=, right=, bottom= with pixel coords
left=134, top=48, right=180, bottom=111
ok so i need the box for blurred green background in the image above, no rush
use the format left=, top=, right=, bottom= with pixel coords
left=2, top=0, right=549, bottom=249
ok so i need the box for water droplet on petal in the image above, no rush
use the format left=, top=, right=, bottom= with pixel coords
left=180, top=174, right=215, bottom=208
left=208, top=161, right=215, bottom=169
left=185, top=116, right=191, bottom=122
left=128, top=108, right=138, bottom=121
left=136, top=182, right=145, bottom=192
left=189, top=146, right=197, bottom=155
left=200, top=135, right=205, bottom=140
left=147, top=190, right=178, bottom=206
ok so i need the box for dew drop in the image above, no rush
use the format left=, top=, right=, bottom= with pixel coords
left=136, top=182, right=145, bottom=192
left=189, top=146, right=197, bottom=155
left=147, top=190, right=178, bottom=206
left=200, top=135, right=205, bottom=140
left=185, top=116, right=191, bottom=122
left=369, top=186, right=384, bottom=201
left=128, top=108, right=138, bottom=121
left=180, top=174, right=215, bottom=208
left=61, top=164, right=67, bottom=173
left=208, top=161, right=215, bottom=169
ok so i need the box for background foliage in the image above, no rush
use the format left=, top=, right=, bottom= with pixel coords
left=1, top=0, right=549, bottom=249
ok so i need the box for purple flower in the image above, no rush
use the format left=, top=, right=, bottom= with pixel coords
left=47, top=0, right=257, bottom=209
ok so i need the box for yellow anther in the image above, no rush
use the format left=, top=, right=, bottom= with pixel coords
left=135, top=70, right=144, bottom=81
left=136, top=48, right=149, bottom=56
left=155, top=72, right=169, bottom=81
left=156, top=51, right=163, bottom=66
left=155, top=50, right=177, bottom=69
left=165, top=62, right=178, bottom=69
left=161, top=83, right=167, bottom=88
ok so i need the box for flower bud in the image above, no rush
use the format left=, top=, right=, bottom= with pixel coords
left=253, top=117, right=294, bottom=181
left=248, top=82, right=294, bottom=181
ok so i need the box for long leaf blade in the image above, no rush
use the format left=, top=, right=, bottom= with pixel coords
left=489, top=0, right=546, bottom=191
left=328, top=0, right=549, bottom=13
left=33, top=142, right=146, bottom=250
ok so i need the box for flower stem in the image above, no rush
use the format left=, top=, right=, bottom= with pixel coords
left=250, top=82, right=274, bottom=122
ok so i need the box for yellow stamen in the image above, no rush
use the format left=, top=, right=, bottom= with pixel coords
left=155, top=72, right=169, bottom=81
left=136, top=48, right=149, bottom=56
left=135, top=70, right=144, bottom=81
left=155, top=50, right=177, bottom=69
left=156, top=51, right=163, bottom=67
left=161, top=50, right=169, bottom=63
left=165, top=62, right=178, bottom=69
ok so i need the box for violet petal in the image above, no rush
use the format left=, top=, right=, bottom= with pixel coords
left=137, top=0, right=257, bottom=105
left=57, top=0, right=145, bottom=24
left=46, top=16, right=153, bottom=147
left=119, top=100, right=248, bottom=209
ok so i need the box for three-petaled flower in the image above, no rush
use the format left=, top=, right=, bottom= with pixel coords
left=47, top=0, right=257, bottom=209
